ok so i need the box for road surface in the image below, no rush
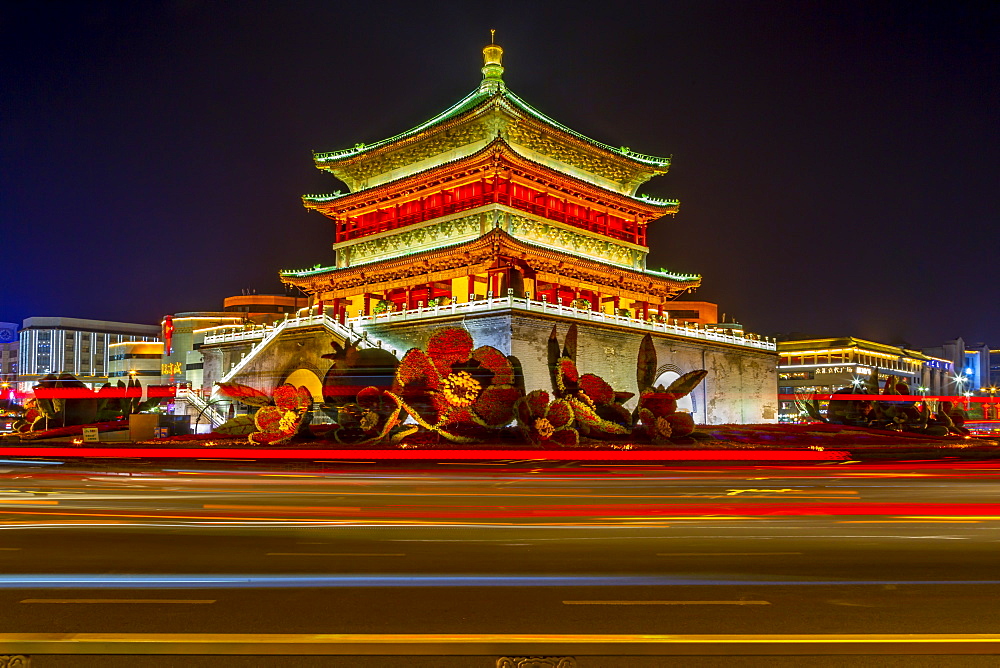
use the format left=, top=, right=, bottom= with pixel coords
left=0, top=457, right=997, bottom=666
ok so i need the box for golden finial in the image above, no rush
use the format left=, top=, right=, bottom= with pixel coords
left=480, top=30, right=505, bottom=91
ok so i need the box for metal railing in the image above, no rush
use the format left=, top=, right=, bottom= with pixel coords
left=337, top=192, right=644, bottom=244
left=352, top=295, right=776, bottom=351
left=212, top=313, right=383, bottom=385
left=176, top=388, right=228, bottom=428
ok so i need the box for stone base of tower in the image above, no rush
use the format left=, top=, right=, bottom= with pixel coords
left=198, top=303, right=778, bottom=426
left=361, top=307, right=778, bottom=426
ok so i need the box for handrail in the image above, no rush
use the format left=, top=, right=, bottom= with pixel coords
left=351, top=296, right=775, bottom=351
left=216, top=319, right=291, bottom=384
left=213, top=313, right=385, bottom=386
left=176, top=388, right=228, bottom=428
left=337, top=191, right=648, bottom=245
left=203, top=328, right=269, bottom=345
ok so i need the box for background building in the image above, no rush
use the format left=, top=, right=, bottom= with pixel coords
left=223, top=294, right=308, bottom=324
left=17, top=317, right=160, bottom=392
left=159, top=313, right=244, bottom=391
left=107, top=341, right=165, bottom=388
left=0, top=322, right=18, bottom=406
left=777, top=337, right=953, bottom=422
left=0, top=321, right=18, bottom=387
left=922, top=338, right=992, bottom=398
left=161, top=299, right=309, bottom=430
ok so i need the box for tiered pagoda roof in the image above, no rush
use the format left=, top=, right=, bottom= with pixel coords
left=280, top=228, right=697, bottom=301
left=308, top=42, right=673, bottom=197
left=282, top=39, right=700, bottom=302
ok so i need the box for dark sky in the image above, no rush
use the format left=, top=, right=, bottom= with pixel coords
left=2, top=1, right=997, bottom=347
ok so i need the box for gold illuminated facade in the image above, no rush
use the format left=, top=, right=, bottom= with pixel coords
left=281, top=42, right=704, bottom=322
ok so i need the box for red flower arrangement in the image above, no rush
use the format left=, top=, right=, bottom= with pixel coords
left=216, top=382, right=271, bottom=407
left=393, top=327, right=523, bottom=442
left=549, top=335, right=631, bottom=440
left=12, top=398, right=42, bottom=433
left=216, top=382, right=312, bottom=445
left=633, top=334, right=707, bottom=444
left=248, top=384, right=313, bottom=445
left=514, top=390, right=578, bottom=447
left=328, top=386, right=408, bottom=446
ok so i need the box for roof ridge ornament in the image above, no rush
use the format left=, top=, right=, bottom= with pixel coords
left=480, top=30, right=505, bottom=94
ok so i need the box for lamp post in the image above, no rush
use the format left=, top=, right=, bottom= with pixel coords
left=954, top=374, right=968, bottom=407
left=981, top=386, right=998, bottom=420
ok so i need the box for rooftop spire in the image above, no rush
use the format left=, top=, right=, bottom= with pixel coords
left=480, top=30, right=504, bottom=93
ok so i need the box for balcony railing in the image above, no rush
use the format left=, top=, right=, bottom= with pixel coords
left=337, top=192, right=644, bottom=245
left=352, top=295, right=776, bottom=351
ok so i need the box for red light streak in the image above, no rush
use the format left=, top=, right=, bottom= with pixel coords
left=0, top=447, right=849, bottom=462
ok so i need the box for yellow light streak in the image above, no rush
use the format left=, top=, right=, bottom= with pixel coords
left=837, top=520, right=981, bottom=524
left=0, top=632, right=999, bottom=652
left=20, top=599, right=215, bottom=605
left=897, top=516, right=1000, bottom=521
left=0, top=500, right=58, bottom=505
left=203, top=505, right=360, bottom=512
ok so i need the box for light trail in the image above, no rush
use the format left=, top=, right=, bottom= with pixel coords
left=1, top=632, right=999, bottom=656
left=0, top=574, right=998, bottom=588
left=20, top=599, right=215, bottom=604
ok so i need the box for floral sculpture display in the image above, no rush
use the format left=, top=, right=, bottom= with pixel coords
left=393, top=327, right=523, bottom=442
left=10, top=399, right=42, bottom=433
left=217, top=382, right=313, bottom=445
left=213, top=325, right=708, bottom=449
left=546, top=325, right=633, bottom=441
left=513, top=327, right=707, bottom=448
left=12, top=374, right=158, bottom=433
left=320, top=338, right=405, bottom=444
left=515, top=389, right=578, bottom=446
left=800, top=373, right=969, bottom=437
left=634, top=334, right=707, bottom=443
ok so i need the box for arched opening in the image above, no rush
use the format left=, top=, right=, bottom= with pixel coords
left=283, top=368, right=324, bottom=403
left=652, top=369, right=695, bottom=414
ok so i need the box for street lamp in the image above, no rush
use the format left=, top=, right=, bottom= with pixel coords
left=981, top=386, right=998, bottom=420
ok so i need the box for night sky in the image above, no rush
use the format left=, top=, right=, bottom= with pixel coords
left=3, top=1, right=997, bottom=347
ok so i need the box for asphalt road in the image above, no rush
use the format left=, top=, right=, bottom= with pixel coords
left=0, top=458, right=998, bottom=666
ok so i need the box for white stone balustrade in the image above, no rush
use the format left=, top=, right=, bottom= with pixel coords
left=351, top=295, right=775, bottom=351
